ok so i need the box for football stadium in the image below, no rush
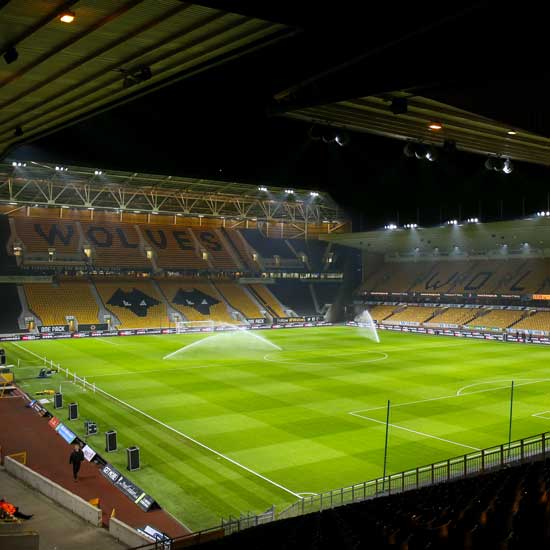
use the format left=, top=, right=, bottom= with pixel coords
left=2, top=3, right=550, bottom=549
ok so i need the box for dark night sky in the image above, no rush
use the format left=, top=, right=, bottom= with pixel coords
left=11, top=0, right=550, bottom=230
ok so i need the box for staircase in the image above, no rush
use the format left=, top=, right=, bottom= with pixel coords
left=88, top=279, right=121, bottom=327
left=210, top=281, right=247, bottom=324
left=247, top=285, right=278, bottom=319
left=150, top=279, right=185, bottom=322
left=16, top=285, right=40, bottom=330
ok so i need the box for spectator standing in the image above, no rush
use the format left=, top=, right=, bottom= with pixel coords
left=69, top=443, right=85, bottom=482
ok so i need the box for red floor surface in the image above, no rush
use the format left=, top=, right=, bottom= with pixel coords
left=0, top=392, right=189, bottom=539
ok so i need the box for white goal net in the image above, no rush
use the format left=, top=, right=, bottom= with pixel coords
left=175, top=320, right=216, bottom=333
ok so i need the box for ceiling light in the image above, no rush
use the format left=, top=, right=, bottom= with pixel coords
left=428, top=122, right=443, bottom=130
left=59, top=10, right=76, bottom=23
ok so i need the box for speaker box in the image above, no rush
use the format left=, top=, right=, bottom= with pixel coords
left=54, top=392, right=63, bottom=409
left=105, top=430, right=117, bottom=452
left=85, top=420, right=98, bottom=436
left=127, top=446, right=140, bottom=471
left=68, top=402, right=78, bottom=421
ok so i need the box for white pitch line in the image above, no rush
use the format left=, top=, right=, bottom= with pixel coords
left=455, top=378, right=550, bottom=396
left=11, top=342, right=46, bottom=362
left=10, top=341, right=301, bottom=499
left=95, top=338, right=120, bottom=346
left=90, top=384, right=301, bottom=499
left=350, top=411, right=480, bottom=451
left=351, top=378, right=550, bottom=415
left=532, top=411, right=550, bottom=420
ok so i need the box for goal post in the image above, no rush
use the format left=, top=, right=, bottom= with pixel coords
left=175, top=320, right=216, bottom=333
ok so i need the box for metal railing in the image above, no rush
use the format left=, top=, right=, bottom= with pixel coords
left=278, top=432, right=550, bottom=520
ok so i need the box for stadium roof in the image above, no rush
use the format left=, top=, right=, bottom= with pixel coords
left=282, top=93, right=550, bottom=167
left=323, top=218, right=550, bottom=257
left=0, top=0, right=293, bottom=157
left=0, top=160, right=346, bottom=224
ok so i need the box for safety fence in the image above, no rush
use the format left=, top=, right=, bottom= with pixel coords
left=277, top=431, right=550, bottom=520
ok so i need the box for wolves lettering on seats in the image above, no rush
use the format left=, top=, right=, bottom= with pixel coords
left=424, top=272, right=459, bottom=290
left=87, top=226, right=113, bottom=247
left=145, top=229, right=167, bottom=249
left=172, top=288, right=220, bottom=315
left=464, top=271, right=492, bottom=291
left=199, top=232, right=222, bottom=251
left=34, top=224, right=75, bottom=246
left=107, top=289, right=160, bottom=317
left=116, top=228, right=139, bottom=248
left=173, top=230, right=194, bottom=250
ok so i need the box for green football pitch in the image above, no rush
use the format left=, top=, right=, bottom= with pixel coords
left=6, top=327, right=550, bottom=530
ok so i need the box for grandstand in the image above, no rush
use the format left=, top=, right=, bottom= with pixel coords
left=198, top=456, right=550, bottom=550
left=213, top=281, right=264, bottom=319
left=360, top=258, right=550, bottom=297
left=425, top=306, right=480, bottom=326
left=469, top=308, right=525, bottom=329
left=95, top=279, right=168, bottom=329
left=191, top=229, right=240, bottom=270
left=383, top=305, right=438, bottom=324
left=157, top=279, right=235, bottom=324
left=513, top=310, right=550, bottom=332
left=366, top=304, right=397, bottom=321
left=24, top=281, right=99, bottom=326
left=248, top=284, right=287, bottom=318
left=269, top=280, right=317, bottom=316
left=140, top=225, right=214, bottom=271
left=81, top=221, right=149, bottom=269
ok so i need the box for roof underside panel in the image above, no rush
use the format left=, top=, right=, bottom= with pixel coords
left=284, top=95, right=550, bottom=166
left=0, top=0, right=292, bottom=155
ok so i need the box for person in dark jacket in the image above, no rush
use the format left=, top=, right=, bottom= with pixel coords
left=69, top=443, right=85, bottom=481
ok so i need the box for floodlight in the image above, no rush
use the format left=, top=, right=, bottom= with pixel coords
left=258, top=186, right=268, bottom=192
left=502, top=158, right=513, bottom=174
left=334, top=131, right=350, bottom=147
left=309, top=191, right=319, bottom=197
left=425, top=146, right=438, bottom=162
left=414, top=144, right=427, bottom=159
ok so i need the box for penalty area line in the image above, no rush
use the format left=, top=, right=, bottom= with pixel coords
left=349, top=412, right=480, bottom=451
